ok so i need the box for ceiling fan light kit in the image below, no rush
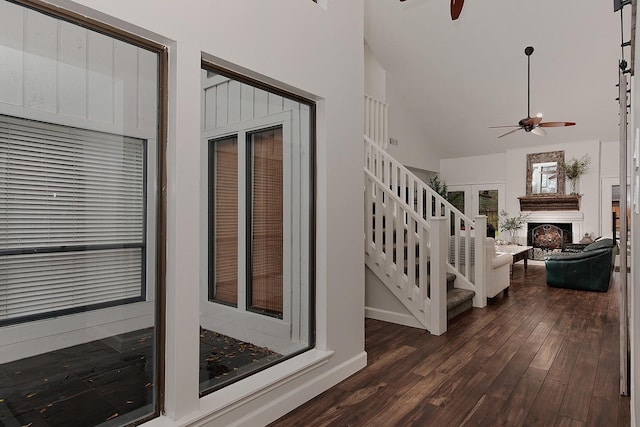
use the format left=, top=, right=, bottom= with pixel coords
left=490, top=46, right=576, bottom=138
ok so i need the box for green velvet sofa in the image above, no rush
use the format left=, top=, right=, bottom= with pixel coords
left=544, top=238, right=618, bottom=292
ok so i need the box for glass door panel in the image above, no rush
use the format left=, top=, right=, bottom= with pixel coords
left=473, top=184, right=504, bottom=239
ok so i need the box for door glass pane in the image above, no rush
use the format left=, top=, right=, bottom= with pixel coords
left=447, top=190, right=466, bottom=234
left=478, top=190, right=499, bottom=236
left=249, top=127, right=283, bottom=316
left=447, top=191, right=465, bottom=212
left=211, top=136, right=238, bottom=306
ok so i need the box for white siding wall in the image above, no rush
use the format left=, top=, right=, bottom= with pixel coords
left=0, top=0, right=158, bottom=363
left=0, top=2, right=157, bottom=135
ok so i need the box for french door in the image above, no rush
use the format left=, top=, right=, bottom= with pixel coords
left=447, top=183, right=505, bottom=237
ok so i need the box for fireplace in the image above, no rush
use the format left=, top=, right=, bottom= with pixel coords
left=527, top=222, right=572, bottom=260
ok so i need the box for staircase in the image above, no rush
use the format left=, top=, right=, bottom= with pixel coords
left=364, top=95, right=487, bottom=335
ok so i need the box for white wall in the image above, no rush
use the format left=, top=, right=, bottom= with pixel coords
left=386, top=76, right=442, bottom=172
left=601, top=140, right=621, bottom=178
left=364, top=45, right=442, bottom=172
left=440, top=140, right=618, bottom=242
left=29, top=0, right=366, bottom=425
left=441, top=153, right=506, bottom=185
left=364, top=41, right=386, bottom=102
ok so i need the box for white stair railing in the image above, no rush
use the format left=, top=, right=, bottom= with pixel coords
left=364, top=135, right=487, bottom=334
left=364, top=94, right=389, bottom=149
left=364, top=164, right=446, bottom=333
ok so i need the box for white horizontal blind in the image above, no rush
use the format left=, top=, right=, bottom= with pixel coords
left=0, top=115, right=145, bottom=323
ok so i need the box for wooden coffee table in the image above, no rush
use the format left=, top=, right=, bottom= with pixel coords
left=496, top=245, right=533, bottom=277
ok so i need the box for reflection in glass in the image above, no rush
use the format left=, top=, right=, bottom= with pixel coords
left=201, top=69, right=313, bottom=395
left=0, top=2, right=161, bottom=425
left=211, top=136, right=239, bottom=306
left=478, top=190, right=499, bottom=234
left=531, top=162, right=558, bottom=194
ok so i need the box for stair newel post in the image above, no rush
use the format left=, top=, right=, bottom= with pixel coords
left=429, top=217, right=448, bottom=335
left=474, top=215, right=488, bottom=308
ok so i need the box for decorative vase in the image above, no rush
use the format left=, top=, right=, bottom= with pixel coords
left=579, top=233, right=593, bottom=244
left=569, top=179, right=578, bottom=195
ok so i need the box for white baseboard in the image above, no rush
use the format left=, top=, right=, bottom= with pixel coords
left=227, top=351, right=368, bottom=427
left=364, top=306, right=424, bottom=329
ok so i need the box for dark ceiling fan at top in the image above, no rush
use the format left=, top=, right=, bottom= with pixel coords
left=399, top=0, right=464, bottom=20
left=490, top=46, right=576, bottom=138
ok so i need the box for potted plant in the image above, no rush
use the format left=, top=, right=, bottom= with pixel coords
left=559, top=154, right=591, bottom=195
left=427, top=174, right=447, bottom=216
left=499, top=210, right=530, bottom=244
left=427, top=174, right=447, bottom=199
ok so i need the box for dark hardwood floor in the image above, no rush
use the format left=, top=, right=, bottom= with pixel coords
left=271, top=263, right=631, bottom=426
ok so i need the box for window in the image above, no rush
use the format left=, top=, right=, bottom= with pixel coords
left=200, top=65, right=314, bottom=394
left=0, top=1, right=166, bottom=425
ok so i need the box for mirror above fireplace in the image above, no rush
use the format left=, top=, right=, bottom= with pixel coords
left=519, top=150, right=580, bottom=211
left=526, top=150, right=565, bottom=196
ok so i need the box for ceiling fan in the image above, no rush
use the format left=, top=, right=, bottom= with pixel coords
left=490, top=46, right=576, bottom=138
left=399, top=0, right=464, bottom=20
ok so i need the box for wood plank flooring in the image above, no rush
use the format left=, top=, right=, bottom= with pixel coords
left=271, top=263, right=631, bottom=426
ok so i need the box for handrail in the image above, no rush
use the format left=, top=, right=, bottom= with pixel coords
left=363, top=94, right=488, bottom=334
left=364, top=134, right=486, bottom=306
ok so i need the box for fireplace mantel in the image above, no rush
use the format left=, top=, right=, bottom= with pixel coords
left=518, top=194, right=581, bottom=211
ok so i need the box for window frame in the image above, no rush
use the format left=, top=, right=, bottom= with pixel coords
left=5, top=0, right=169, bottom=420
left=201, top=59, right=317, bottom=387
left=205, top=113, right=292, bottom=323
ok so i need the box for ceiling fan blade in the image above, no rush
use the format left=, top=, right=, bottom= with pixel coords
left=531, top=127, right=547, bottom=136
left=538, top=121, right=576, bottom=127
left=489, top=125, right=519, bottom=129
left=497, top=128, right=522, bottom=138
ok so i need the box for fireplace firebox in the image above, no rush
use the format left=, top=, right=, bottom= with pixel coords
left=527, top=222, right=573, bottom=260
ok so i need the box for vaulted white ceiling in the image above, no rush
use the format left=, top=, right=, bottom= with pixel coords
left=364, top=0, right=630, bottom=159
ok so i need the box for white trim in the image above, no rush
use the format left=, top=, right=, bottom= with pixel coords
left=364, top=307, right=424, bottom=329
left=523, top=211, right=584, bottom=244
left=201, top=111, right=306, bottom=350
left=0, top=102, right=155, bottom=140
left=138, top=350, right=368, bottom=427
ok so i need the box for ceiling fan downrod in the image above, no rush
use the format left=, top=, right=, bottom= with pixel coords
left=525, top=46, right=534, bottom=119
